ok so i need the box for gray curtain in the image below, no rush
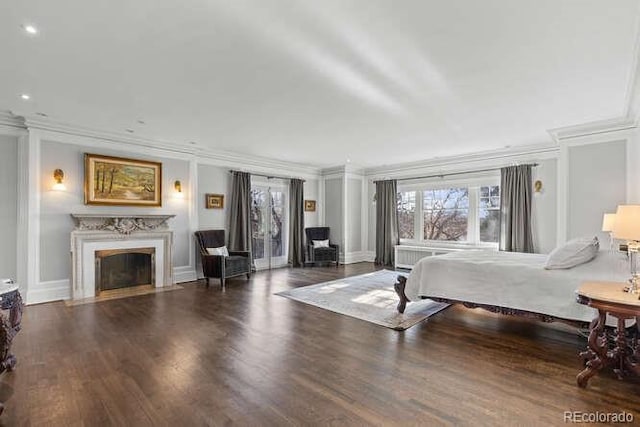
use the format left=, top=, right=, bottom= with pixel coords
left=288, top=179, right=305, bottom=267
left=375, top=180, right=400, bottom=266
left=228, top=171, right=254, bottom=269
left=500, top=165, right=534, bottom=253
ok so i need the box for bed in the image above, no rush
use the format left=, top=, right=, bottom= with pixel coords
left=394, top=250, right=630, bottom=325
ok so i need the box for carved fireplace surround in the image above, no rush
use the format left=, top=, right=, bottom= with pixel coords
left=70, top=214, right=175, bottom=300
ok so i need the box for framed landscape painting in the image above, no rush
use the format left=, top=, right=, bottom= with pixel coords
left=84, top=153, right=162, bottom=206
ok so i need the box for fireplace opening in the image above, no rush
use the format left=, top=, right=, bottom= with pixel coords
left=95, top=248, right=155, bottom=293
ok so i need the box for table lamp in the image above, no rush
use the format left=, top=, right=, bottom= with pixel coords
left=612, top=205, right=640, bottom=293
left=601, top=213, right=616, bottom=251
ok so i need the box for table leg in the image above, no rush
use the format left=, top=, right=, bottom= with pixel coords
left=612, top=317, right=633, bottom=379
left=623, top=316, right=640, bottom=377
left=577, top=310, right=607, bottom=388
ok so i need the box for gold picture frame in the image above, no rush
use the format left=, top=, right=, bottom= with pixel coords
left=84, top=153, right=162, bottom=207
left=304, top=200, right=316, bottom=212
left=206, top=193, right=224, bottom=209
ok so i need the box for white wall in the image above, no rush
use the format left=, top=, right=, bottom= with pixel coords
left=0, top=135, right=18, bottom=279
left=346, top=177, right=362, bottom=253
left=324, top=177, right=343, bottom=254
left=38, top=140, right=192, bottom=283
left=303, top=179, right=320, bottom=228
left=532, top=158, right=558, bottom=254
left=567, top=140, right=627, bottom=241
left=198, top=163, right=229, bottom=230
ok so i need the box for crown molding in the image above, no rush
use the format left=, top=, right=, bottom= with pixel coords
left=364, top=142, right=559, bottom=179
left=547, top=14, right=640, bottom=141
left=10, top=112, right=322, bottom=178
left=547, top=117, right=637, bottom=143
left=22, top=115, right=195, bottom=155
left=320, top=164, right=365, bottom=177
left=195, top=150, right=322, bottom=179
left=0, top=110, right=26, bottom=133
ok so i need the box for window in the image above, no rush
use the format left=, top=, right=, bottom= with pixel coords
left=423, top=188, right=469, bottom=241
left=397, top=181, right=500, bottom=246
left=479, top=185, right=500, bottom=243
left=397, top=191, right=416, bottom=239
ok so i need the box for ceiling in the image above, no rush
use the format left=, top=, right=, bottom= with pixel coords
left=1, top=0, right=639, bottom=168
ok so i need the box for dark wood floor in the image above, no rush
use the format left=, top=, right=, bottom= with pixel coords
left=3, top=263, right=640, bottom=426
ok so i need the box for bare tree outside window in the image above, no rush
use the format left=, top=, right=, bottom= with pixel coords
left=479, top=185, right=500, bottom=243
left=423, top=188, right=469, bottom=241
left=251, top=189, right=266, bottom=259
left=251, top=189, right=286, bottom=259
left=397, top=191, right=416, bottom=239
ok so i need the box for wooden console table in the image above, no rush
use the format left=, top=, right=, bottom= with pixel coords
left=576, top=281, right=640, bottom=388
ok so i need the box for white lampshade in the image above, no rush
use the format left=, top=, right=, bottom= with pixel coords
left=612, top=205, right=640, bottom=240
left=602, top=213, right=616, bottom=232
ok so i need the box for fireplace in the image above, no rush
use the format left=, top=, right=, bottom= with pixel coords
left=70, top=214, right=175, bottom=300
left=95, top=248, right=156, bottom=294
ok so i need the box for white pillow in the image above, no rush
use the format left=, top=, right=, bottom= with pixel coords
left=544, top=236, right=599, bottom=270
left=206, top=246, right=229, bottom=256
left=312, top=239, right=330, bottom=248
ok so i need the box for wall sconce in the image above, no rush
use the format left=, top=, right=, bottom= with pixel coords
left=173, top=180, right=184, bottom=199
left=52, top=169, right=66, bottom=191
left=533, top=180, right=543, bottom=197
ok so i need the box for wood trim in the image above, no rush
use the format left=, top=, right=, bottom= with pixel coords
left=425, top=296, right=589, bottom=328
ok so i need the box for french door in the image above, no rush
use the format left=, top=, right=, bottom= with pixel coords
left=250, top=181, right=288, bottom=270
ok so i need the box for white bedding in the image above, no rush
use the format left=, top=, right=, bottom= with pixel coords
left=404, top=250, right=630, bottom=323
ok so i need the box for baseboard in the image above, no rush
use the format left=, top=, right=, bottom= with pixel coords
left=27, top=268, right=197, bottom=305
left=174, top=266, right=198, bottom=283
left=26, top=279, right=70, bottom=305
left=341, top=251, right=376, bottom=264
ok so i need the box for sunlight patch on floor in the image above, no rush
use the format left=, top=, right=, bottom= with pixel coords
left=317, top=282, right=351, bottom=294
left=351, top=289, right=396, bottom=308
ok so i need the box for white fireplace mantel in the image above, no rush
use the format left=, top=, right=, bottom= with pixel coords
left=70, top=214, right=175, bottom=235
left=70, top=214, right=175, bottom=300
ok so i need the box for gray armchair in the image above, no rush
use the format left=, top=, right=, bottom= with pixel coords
left=305, top=227, right=339, bottom=267
left=195, top=230, right=251, bottom=288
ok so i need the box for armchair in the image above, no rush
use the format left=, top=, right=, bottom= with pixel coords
left=305, top=227, right=339, bottom=267
left=195, top=230, right=251, bottom=288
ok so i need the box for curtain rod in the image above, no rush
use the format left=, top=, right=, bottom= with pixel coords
left=229, top=170, right=306, bottom=183
left=373, top=163, right=539, bottom=183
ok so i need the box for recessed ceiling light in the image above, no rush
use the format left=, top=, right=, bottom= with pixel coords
left=22, top=24, right=38, bottom=35
left=137, top=120, right=145, bottom=125
left=346, top=158, right=352, bottom=163
left=21, top=94, right=31, bottom=100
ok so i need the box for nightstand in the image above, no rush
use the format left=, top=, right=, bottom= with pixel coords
left=576, top=281, right=640, bottom=388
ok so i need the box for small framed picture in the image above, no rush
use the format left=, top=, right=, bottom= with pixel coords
left=304, top=200, right=316, bottom=212
left=206, top=194, right=224, bottom=209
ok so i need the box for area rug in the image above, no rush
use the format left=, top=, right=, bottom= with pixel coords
left=276, top=270, right=449, bottom=330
